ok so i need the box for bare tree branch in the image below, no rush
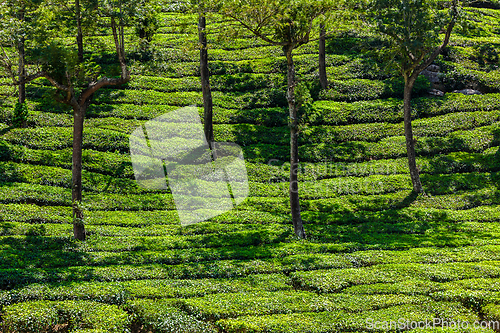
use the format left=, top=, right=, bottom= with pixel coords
left=224, top=13, right=286, bottom=46
left=0, top=46, right=18, bottom=84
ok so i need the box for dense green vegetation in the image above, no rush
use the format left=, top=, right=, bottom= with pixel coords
left=1, top=0, right=500, bottom=331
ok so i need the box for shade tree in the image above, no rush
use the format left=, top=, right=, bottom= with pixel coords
left=188, top=0, right=217, bottom=146
left=219, top=0, right=335, bottom=239
left=366, top=0, right=461, bottom=193
left=0, top=0, right=45, bottom=107
left=0, top=0, right=134, bottom=240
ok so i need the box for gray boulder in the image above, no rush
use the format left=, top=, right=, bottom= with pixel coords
left=429, top=89, right=445, bottom=97
left=452, top=89, right=482, bottom=95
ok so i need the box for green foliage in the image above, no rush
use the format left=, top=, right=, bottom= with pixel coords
left=483, top=303, right=500, bottom=321
left=291, top=261, right=500, bottom=293
left=2, top=5, right=500, bottom=333
left=366, top=0, right=457, bottom=75
left=2, top=300, right=130, bottom=333
left=216, top=302, right=480, bottom=333
left=12, top=102, right=28, bottom=128
left=220, top=0, right=335, bottom=48
left=127, top=299, right=216, bottom=333
left=319, top=76, right=430, bottom=101
left=30, top=42, right=78, bottom=85
left=133, top=1, right=160, bottom=44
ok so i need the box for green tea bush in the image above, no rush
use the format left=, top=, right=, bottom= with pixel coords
left=311, top=93, right=500, bottom=126
left=127, top=298, right=216, bottom=333
left=211, top=73, right=274, bottom=92
left=12, top=102, right=29, bottom=128
left=93, top=89, right=202, bottom=106
left=92, top=88, right=287, bottom=109
left=86, top=117, right=144, bottom=135
left=1, top=127, right=130, bottom=153
left=291, top=261, right=500, bottom=293
left=213, top=106, right=287, bottom=126
left=0, top=203, right=71, bottom=224
left=0, top=274, right=291, bottom=308
left=180, top=291, right=429, bottom=321
left=319, top=76, right=430, bottom=101
left=216, top=302, right=479, bottom=333
left=0, top=259, right=285, bottom=286
left=26, top=110, right=73, bottom=127
left=483, top=303, right=500, bottom=322
left=0, top=161, right=140, bottom=193
left=0, top=182, right=71, bottom=206
left=126, top=75, right=200, bottom=92
left=2, top=300, right=130, bottom=333
left=180, top=290, right=330, bottom=320
left=208, top=45, right=282, bottom=62
left=343, top=279, right=444, bottom=295
left=441, top=62, right=500, bottom=93
left=87, top=104, right=179, bottom=120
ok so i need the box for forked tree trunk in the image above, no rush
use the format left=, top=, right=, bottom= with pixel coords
left=319, top=23, right=328, bottom=90
left=76, top=0, right=84, bottom=63
left=285, top=47, right=306, bottom=239
left=199, top=14, right=214, bottom=145
left=19, top=16, right=130, bottom=242
left=72, top=103, right=87, bottom=241
left=403, top=75, right=423, bottom=193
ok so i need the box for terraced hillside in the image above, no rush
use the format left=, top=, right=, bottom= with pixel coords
left=1, top=4, right=500, bottom=333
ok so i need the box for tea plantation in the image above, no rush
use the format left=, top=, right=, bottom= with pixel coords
left=1, top=3, right=500, bottom=333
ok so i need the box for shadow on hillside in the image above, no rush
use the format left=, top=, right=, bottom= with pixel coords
left=221, top=107, right=288, bottom=127
left=303, top=128, right=500, bottom=249
left=91, top=87, right=127, bottom=105
left=86, top=104, right=115, bottom=118
left=326, top=32, right=389, bottom=56
left=0, top=162, right=22, bottom=183
left=0, top=139, right=12, bottom=161
left=304, top=189, right=500, bottom=250
left=0, top=235, right=92, bottom=290
left=424, top=127, right=500, bottom=193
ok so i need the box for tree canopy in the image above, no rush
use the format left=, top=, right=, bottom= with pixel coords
left=367, top=0, right=460, bottom=78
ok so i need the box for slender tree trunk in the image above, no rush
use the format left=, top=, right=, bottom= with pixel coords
left=285, top=47, right=306, bottom=239
left=199, top=14, right=214, bottom=146
left=76, top=0, right=84, bottom=63
left=72, top=103, right=86, bottom=241
left=403, top=75, right=423, bottom=193
left=18, top=9, right=26, bottom=104
left=319, top=23, right=328, bottom=90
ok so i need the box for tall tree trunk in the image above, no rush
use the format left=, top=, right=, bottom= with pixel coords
left=72, top=103, right=86, bottom=241
left=199, top=14, right=213, bottom=146
left=403, top=75, right=423, bottom=193
left=76, top=0, right=84, bottom=63
left=319, top=23, right=328, bottom=90
left=18, top=9, right=25, bottom=104
left=285, top=47, right=306, bottom=239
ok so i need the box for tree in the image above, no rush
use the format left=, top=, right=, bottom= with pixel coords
left=0, top=0, right=32, bottom=105
left=17, top=3, right=27, bottom=103
left=319, top=22, right=328, bottom=90
left=1, top=0, right=131, bottom=240
left=220, top=0, right=334, bottom=239
left=50, top=0, right=100, bottom=63
left=133, top=0, right=159, bottom=49
left=190, top=0, right=215, bottom=145
left=367, top=0, right=460, bottom=193
left=1, top=0, right=51, bottom=127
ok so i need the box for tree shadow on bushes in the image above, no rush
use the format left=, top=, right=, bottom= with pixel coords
left=304, top=205, right=493, bottom=251
left=306, top=127, right=500, bottom=249
left=0, top=235, right=93, bottom=290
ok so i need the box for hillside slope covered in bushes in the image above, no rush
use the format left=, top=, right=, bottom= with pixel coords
left=1, top=2, right=500, bottom=332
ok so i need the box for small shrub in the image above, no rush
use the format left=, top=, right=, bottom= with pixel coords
left=12, top=102, right=29, bottom=128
